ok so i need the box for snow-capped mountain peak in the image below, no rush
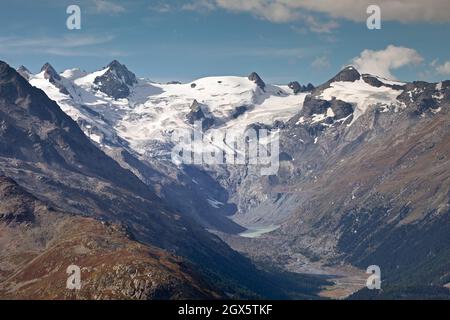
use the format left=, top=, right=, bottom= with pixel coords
left=27, top=63, right=307, bottom=156
left=327, top=65, right=361, bottom=83
left=92, top=60, right=138, bottom=99
left=299, top=66, right=409, bottom=127
left=41, top=62, right=61, bottom=81
left=25, top=61, right=447, bottom=166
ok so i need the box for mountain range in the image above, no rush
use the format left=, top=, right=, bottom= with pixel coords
left=1, top=58, right=449, bottom=299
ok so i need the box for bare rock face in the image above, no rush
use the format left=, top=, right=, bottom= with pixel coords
left=0, top=176, right=36, bottom=224
left=232, top=105, right=248, bottom=119
left=301, top=96, right=330, bottom=116
left=329, top=66, right=361, bottom=83
left=288, top=81, right=314, bottom=94
left=16, top=66, right=31, bottom=80
left=186, top=99, right=214, bottom=130
left=94, top=60, right=137, bottom=99
left=301, top=95, right=353, bottom=122
left=310, top=66, right=362, bottom=96
left=40, top=62, right=70, bottom=95
left=362, top=74, right=405, bottom=90
left=41, top=62, right=61, bottom=81
left=288, top=81, right=302, bottom=94
left=248, top=72, right=266, bottom=91
left=398, top=81, right=449, bottom=115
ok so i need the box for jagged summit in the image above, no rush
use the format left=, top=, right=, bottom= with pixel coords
left=0, top=61, right=18, bottom=79
left=39, top=62, right=70, bottom=95
left=0, top=61, right=36, bottom=101
left=17, top=65, right=31, bottom=80
left=94, top=60, right=137, bottom=99
left=312, top=65, right=362, bottom=93
left=186, top=99, right=214, bottom=130
left=248, top=72, right=265, bottom=91
left=328, top=65, right=361, bottom=83
left=41, top=62, right=61, bottom=81
left=106, top=60, right=137, bottom=85
left=288, top=81, right=314, bottom=94
left=108, top=59, right=122, bottom=67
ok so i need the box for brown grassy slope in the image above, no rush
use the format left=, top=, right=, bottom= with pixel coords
left=0, top=176, right=222, bottom=300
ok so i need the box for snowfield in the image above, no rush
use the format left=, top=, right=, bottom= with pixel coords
left=28, top=62, right=414, bottom=164
left=318, top=79, right=405, bottom=123
left=29, top=65, right=306, bottom=158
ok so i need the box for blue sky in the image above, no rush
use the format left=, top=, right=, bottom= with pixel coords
left=0, top=0, right=449, bottom=84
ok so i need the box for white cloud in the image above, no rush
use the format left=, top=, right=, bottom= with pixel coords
left=182, top=0, right=216, bottom=12
left=312, top=56, right=331, bottom=69
left=303, top=15, right=339, bottom=33
left=0, top=35, right=125, bottom=57
left=288, top=0, right=450, bottom=23
left=93, top=0, right=126, bottom=15
left=432, top=60, right=450, bottom=75
left=351, top=45, right=423, bottom=79
left=183, top=0, right=450, bottom=23
left=182, top=0, right=339, bottom=33
left=215, top=0, right=299, bottom=23
left=149, top=3, right=173, bottom=13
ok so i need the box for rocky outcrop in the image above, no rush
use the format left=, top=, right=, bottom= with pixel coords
left=16, top=65, right=31, bottom=80
left=288, top=81, right=314, bottom=94
left=186, top=99, right=214, bottom=130
left=329, top=98, right=354, bottom=119
left=301, top=95, right=353, bottom=121
left=232, top=105, right=248, bottom=119
left=40, top=63, right=70, bottom=95
left=328, top=66, right=361, bottom=83
left=248, top=72, right=266, bottom=91
left=41, top=63, right=61, bottom=81
left=398, top=81, right=449, bottom=115
left=301, top=96, right=330, bottom=116
left=94, top=60, right=137, bottom=99
left=362, top=74, right=404, bottom=90
left=288, top=81, right=302, bottom=94
left=0, top=176, right=36, bottom=224
left=311, top=66, right=361, bottom=95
